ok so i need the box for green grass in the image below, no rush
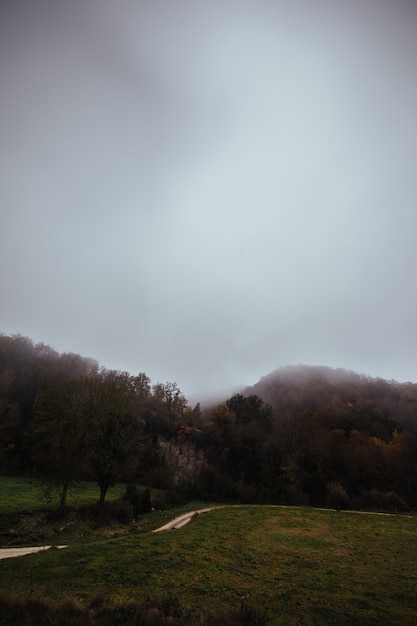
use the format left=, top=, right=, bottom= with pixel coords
left=0, top=476, right=127, bottom=514
left=1, top=501, right=417, bottom=624
left=0, top=475, right=211, bottom=548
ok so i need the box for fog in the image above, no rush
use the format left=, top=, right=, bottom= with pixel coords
left=1, top=0, right=417, bottom=397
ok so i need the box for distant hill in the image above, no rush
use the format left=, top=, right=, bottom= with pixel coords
left=243, top=364, right=417, bottom=432
left=2, top=332, right=417, bottom=511
left=247, top=364, right=365, bottom=390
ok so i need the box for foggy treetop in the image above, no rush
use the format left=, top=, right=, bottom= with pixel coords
left=2, top=332, right=417, bottom=511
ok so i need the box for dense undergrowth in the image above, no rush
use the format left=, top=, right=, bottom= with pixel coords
left=0, top=593, right=268, bottom=626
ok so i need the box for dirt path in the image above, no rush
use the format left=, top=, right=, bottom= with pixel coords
left=0, top=545, right=68, bottom=560
left=2, top=505, right=403, bottom=557
left=151, top=504, right=409, bottom=532
left=0, top=509, right=218, bottom=558
left=152, top=507, right=220, bottom=532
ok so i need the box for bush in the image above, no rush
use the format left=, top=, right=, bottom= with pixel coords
left=0, top=593, right=270, bottom=625
left=0, top=594, right=90, bottom=626
left=326, top=482, right=351, bottom=510
left=196, top=600, right=268, bottom=625
left=369, top=489, right=386, bottom=510
left=385, top=491, right=408, bottom=512
left=123, top=485, right=152, bottom=518
left=368, top=489, right=409, bottom=512
left=192, top=466, right=238, bottom=501
left=80, top=499, right=133, bottom=525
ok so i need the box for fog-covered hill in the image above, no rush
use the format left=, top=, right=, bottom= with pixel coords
left=2, top=334, right=417, bottom=512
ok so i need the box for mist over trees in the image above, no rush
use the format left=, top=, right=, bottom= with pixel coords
left=0, top=334, right=197, bottom=506
left=243, top=366, right=417, bottom=509
left=1, top=334, right=417, bottom=513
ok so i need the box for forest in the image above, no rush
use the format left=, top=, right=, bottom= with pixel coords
left=1, top=333, right=417, bottom=513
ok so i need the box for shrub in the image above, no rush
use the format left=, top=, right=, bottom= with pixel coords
left=0, top=594, right=90, bottom=626
left=122, top=485, right=152, bottom=518
left=369, top=489, right=409, bottom=512
left=79, top=499, right=133, bottom=525
left=385, top=491, right=408, bottom=512
left=0, top=593, right=270, bottom=625
left=326, top=482, right=351, bottom=510
left=369, top=489, right=386, bottom=511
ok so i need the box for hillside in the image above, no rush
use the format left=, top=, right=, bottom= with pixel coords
left=226, top=364, right=417, bottom=510
left=1, top=334, right=417, bottom=512
left=2, top=504, right=417, bottom=625
left=245, top=364, right=417, bottom=434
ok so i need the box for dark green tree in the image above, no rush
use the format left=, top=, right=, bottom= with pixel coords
left=87, top=371, right=144, bottom=505
left=31, top=378, right=89, bottom=511
left=202, top=394, right=274, bottom=502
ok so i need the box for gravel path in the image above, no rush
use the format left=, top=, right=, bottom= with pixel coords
left=0, top=505, right=403, bottom=558
left=152, top=507, right=219, bottom=532
left=0, top=545, right=67, bottom=560
left=0, top=507, right=217, bottom=559
left=0, top=508, right=217, bottom=557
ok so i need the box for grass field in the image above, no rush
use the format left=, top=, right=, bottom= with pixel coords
left=1, top=478, right=417, bottom=624
left=0, top=476, right=127, bottom=514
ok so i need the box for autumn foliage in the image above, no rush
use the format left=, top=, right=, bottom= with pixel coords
left=1, top=335, right=416, bottom=512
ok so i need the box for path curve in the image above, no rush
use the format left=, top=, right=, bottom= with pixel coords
left=0, top=505, right=410, bottom=557
left=152, top=507, right=220, bottom=532
left=0, top=509, right=219, bottom=558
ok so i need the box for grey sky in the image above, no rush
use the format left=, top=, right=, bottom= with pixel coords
left=1, top=0, right=417, bottom=398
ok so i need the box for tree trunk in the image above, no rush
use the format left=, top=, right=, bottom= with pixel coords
left=59, top=481, right=68, bottom=512
left=99, top=481, right=109, bottom=505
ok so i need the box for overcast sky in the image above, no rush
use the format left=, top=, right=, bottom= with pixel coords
left=1, top=0, right=417, bottom=398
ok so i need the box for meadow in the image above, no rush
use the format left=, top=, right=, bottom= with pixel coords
left=0, top=477, right=417, bottom=624
left=0, top=476, right=128, bottom=514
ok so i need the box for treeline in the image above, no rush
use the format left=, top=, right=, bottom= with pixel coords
left=168, top=367, right=417, bottom=511
left=0, top=334, right=201, bottom=509
left=237, top=366, right=417, bottom=510
left=1, top=335, right=417, bottom=512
